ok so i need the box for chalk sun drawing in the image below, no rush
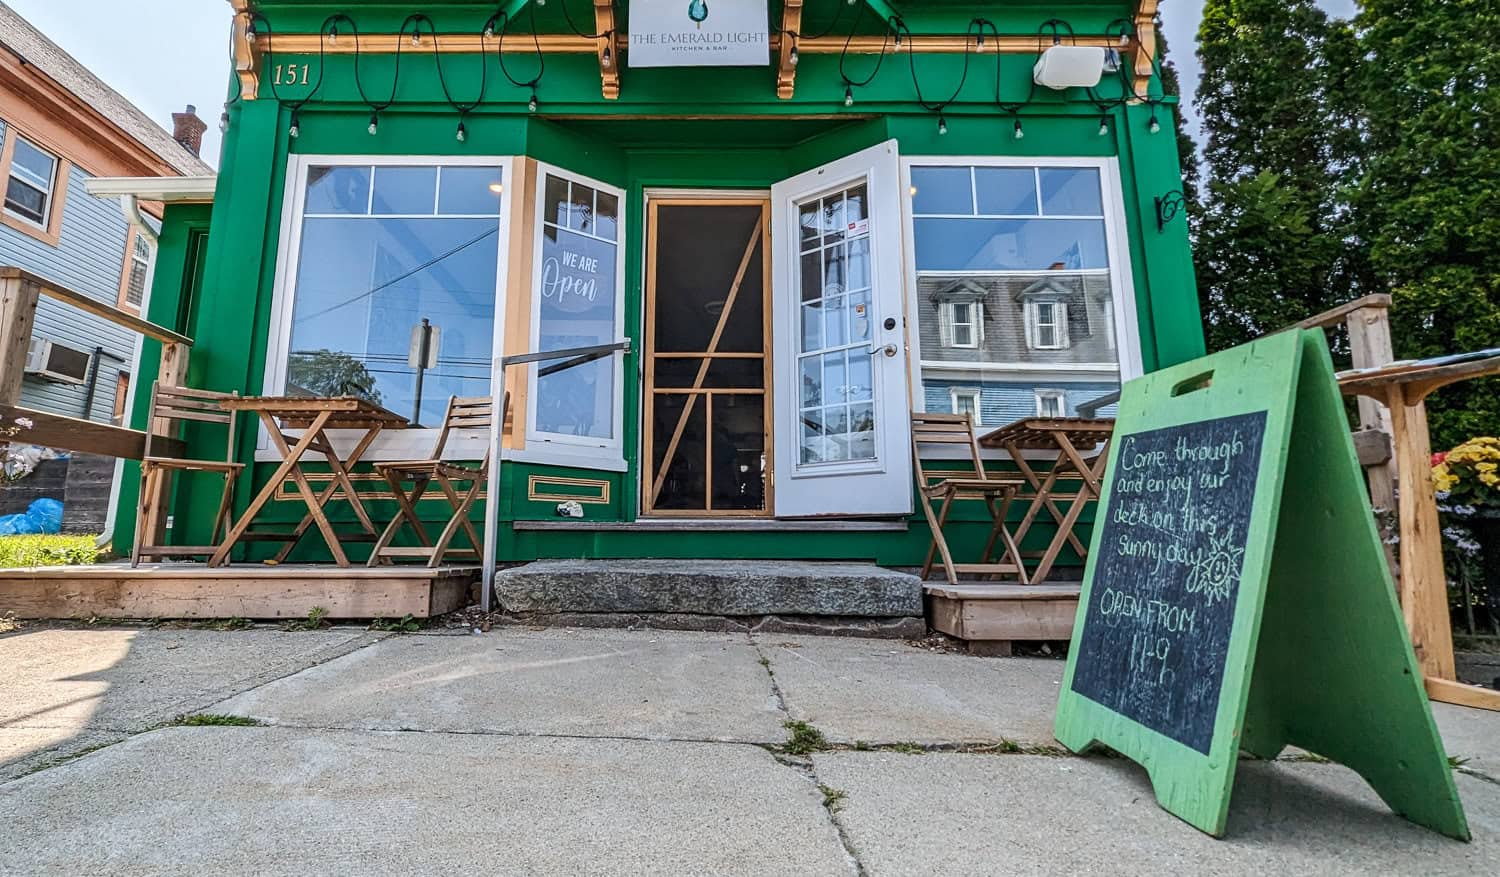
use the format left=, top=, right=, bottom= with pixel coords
left=1185, top=528, right=1244, bottom=605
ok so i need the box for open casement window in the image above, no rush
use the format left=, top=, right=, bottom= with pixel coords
left=950, top=387, right=982, bottom=425
left=1035, top=389, right=1067, bottom=418
left=522, top=164, right=626, bottom=469
left=264, top=155, right=515, bottom=461
left=903, top=158, right=1141, bottom=438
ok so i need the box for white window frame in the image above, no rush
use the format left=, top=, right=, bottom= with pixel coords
left=4, top=134, right=58, bottom=229
left=1025, top=299, right=1069, bottom=350
left=122, top=230, right=153, bottom=309
left=520, top=161, right=628, bottom=471
left=899, top=155, right=1142, bottom=459
left=1035, top=388, right=1067, bottom=418
left=262, top=153, right=518, bottom=462
left=942, top=300, right=981, bottom=349
left=949, top=387, right=982, bottom=425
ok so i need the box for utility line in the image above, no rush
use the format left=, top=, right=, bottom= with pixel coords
left=293, top=225, right=499, bottom=323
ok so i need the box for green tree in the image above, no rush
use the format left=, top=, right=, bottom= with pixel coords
left=1192, top=0, right=1366, bottom=352
left=1353, top=0, right=1500, bottom=449
left=286, top=349, right=383, bottom=402
left=1154, top=2, right=1199, bottom=205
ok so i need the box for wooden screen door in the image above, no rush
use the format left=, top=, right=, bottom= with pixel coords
left=643, top=195, right=773, bottom=516
left=770, top=140, right=913, bottom=517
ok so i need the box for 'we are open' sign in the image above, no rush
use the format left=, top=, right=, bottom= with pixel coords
left=628, top=0, right=770, bottom=68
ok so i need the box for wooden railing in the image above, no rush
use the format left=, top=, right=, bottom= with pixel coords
left=0, top=266, right=189, bottom=459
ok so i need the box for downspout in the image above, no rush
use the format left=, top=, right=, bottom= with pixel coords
left=97, top=194, right=160, bottom=550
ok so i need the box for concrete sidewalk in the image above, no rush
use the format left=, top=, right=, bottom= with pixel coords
left=0, top=625, right=1496, bottom=875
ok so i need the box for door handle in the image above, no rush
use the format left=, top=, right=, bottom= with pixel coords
left=868, top=343, right=898, bottom=358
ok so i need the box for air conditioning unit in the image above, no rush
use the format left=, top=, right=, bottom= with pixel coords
left=25, top=338, right=91, bottom=384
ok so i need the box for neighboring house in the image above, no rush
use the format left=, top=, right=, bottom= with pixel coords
left=0, top=1, right=212, bottom=531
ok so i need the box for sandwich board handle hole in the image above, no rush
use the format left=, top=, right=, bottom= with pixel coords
left=1172, top=372, right=1214, bottom=396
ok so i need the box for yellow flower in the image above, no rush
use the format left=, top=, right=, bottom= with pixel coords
left=1478, top=462, right=1499, bottom=473
left=1482, top=472, right=1500, bottom=488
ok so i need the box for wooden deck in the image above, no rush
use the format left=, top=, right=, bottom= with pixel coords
left=0, top=563, right=477, bottom=620
left=925, top=582, right=1082, bottom=656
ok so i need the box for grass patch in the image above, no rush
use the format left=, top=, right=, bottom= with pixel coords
left=369, top=614, right=422, bottom=633
left=0, top=534, right=101, bottom=568
left=198, top=617, right=254, bottom=631
left=780, top=720, right=830, bottom=756
left=758, top=655, right=774, bottom=675
left=173, top=714, right=262, bottom=727
left=888, top=742, right=926, bottom=755
left=280, top=607, right=330, bottom=631
left=818, top=784, right=848, bottom=813
left=1449, top=755, right=1470, bottom=769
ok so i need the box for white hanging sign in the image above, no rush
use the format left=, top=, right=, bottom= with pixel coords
left=628, top=0, right=770, bottom=68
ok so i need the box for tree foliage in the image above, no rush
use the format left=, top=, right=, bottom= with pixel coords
left=1353, top=0, right=1500, bottom=448
left=1191, top=0, right=1367, bottom=353
left=287, top=349, right=383, bottom=403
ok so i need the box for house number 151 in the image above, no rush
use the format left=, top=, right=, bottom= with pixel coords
left=273, top=64, right=310, bottom=86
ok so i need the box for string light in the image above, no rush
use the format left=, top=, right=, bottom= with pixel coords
left=937, top=113, right=948, bottom=135
left=844, top=84, right=854, bottom=106
left=1098, top=115, right=1110, bottom=136
left=528, top=90, right=539, bottom=113
left=288, top=109, right=300, bottom=138
left=219, top=110, right=229, bottom=134
left=602, top=43, right=613, bottom=69
left=456, top=120, right=467, bottom=142
left=1013, top=118, right=1025, bottom=139
left=789, top=39, right=799, bottom=66
left=1148, top=108, right=1161, bottom=134
left=368, top=112, right=379, bottom=135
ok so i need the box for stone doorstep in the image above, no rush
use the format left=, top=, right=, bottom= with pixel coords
left=499, top=610, right=929, bottom=639
left=493, top=559, right=925, bottom=619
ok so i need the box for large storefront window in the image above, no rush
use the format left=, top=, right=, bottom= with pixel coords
left=906, top=161, right=1129, bottom=425
left=528, top=166, right=624, bottom=457
left=279, top=159, right=506, bottom=430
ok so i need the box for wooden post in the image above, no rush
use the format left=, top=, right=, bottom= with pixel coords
left=1346, top=303, right=1399, bottom=576
left=0, top=271, right=41, bottom=407
left=1388, top=389, right=1458, bottom=681
left=777, top=0, right=803, bottom=99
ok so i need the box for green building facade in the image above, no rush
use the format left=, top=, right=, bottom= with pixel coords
left=115, top=0, right=1202, bottom=568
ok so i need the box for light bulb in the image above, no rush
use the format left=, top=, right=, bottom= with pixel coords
left=368, top=113, right=379, bottom=136
left=602, top=45, right=613, bottom=68
left=894, top=29, right=902, bottom=47
left=328, top=26, right=338, bottom=44
left=1148, top=116, right=1161, bottom=134
left=1013, top=119, right=1025, bottom=140
left=1098, top=117, right=1109, bottom=136
left=937, top=114, right=948, bottom=135
left=246, top=21, right=257, bottom=39
left=484, top=22, right=495, bottom=38
left=219, top=111, right=229, bottom=133
left=977, top=32, right=985, bottom=51
left=288, top=112, right=300, bottom=139
left=844, top=85, right=854, bottom=107
left=789, top=43, right=799, bottom=66
left=528, top=93, right=538, bottom=113
left=456, top=121, right=467, bottom=142
left=411, top=29, right=421, bottom=47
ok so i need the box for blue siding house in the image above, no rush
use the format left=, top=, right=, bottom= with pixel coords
left=0, top=4, right=212, bottom=530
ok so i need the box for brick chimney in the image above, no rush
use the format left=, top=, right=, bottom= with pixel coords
left=171, top=104, right=207, bottom=158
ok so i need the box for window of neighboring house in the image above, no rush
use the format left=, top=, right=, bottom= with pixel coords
left=112, top=372, right=131, bottom=425
left=907, top=161, right=1136, bottom=429
left=266, top=157, right=510, bottom=459
left=526, top=164, right=625, bottom=465
left=120, top=230, right=153, bottom=310
left=942, top=301, right=980, bottom=348
left=950, top=387, right=982, bottom=425
left=4, top=134, right=59, bottom=228
left=1026, top=300, right=1069, bottom=350
left=1035, top=389, right=1067, bottom=418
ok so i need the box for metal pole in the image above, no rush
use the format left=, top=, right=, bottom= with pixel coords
left=411, top=318, right=430, bottom=427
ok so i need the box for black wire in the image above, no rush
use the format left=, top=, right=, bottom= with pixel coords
left=495, top=4, right=545, bottom=94
left=558, top=0, right=611, bottom=39
left=294, top=226, right=501, bottom=323
left=903, top=18, right=979, bottom=113
left=837, top=4, right=890, bottom=90
left=431, top=13, right=487, bottom=114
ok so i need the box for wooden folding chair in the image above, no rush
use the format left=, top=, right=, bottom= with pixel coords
left=367, top=395, right=497, bottom=568
left=911, top=412, right=1029, bottom=585
left=131, top=383, right=243, bottom=567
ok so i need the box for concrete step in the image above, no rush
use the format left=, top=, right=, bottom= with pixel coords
left=494, top=559, right=924, bottom=620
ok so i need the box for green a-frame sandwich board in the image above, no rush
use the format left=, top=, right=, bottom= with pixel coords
left=1054, top=329, right=1469, bottom=840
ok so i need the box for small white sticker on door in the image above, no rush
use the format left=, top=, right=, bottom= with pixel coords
left=848, top=218, right=870, bottom=237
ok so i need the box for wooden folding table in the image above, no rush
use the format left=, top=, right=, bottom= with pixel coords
left=978, top=418, right=1115, bottom=584
left=208, top=396, right=408, bottom=568
left=1339, top=353, right=1500, bottom=711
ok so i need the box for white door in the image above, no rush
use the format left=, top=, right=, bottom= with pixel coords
left=771, top=140, right=913, bottom=517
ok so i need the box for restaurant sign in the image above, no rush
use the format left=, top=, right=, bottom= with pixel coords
left=628, top=0, right=770, bottom=68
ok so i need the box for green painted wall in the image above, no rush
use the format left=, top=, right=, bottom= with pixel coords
left=115, top=0, right=1200, bottom=566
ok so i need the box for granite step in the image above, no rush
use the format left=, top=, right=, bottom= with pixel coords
left=493, top=559, right=926, bottom=637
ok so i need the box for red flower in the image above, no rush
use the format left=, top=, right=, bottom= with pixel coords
left=1432, top=452, right=1448, bottom=466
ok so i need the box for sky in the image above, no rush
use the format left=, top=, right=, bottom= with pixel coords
left=5, top=0, right=1363, bottom=171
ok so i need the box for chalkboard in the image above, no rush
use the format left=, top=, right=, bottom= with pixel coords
left=1054, top=329, right=1469, bottom=841
left=1070, top=411, right=1267, bottom=754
